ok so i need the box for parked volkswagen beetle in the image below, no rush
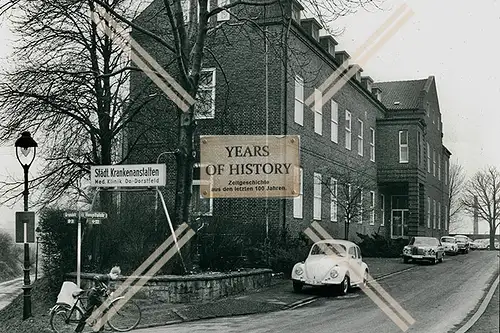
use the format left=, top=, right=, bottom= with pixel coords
left=440, top=236, right=458, bottom=255
left=291, top=239, right=369, bottom=295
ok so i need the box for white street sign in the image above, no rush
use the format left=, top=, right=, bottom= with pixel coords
left=90, top=164, right=166, bottom=188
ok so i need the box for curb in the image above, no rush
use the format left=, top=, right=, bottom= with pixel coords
left=134, top=264, right=418, bottom=329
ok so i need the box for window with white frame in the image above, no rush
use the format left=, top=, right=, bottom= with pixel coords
left=314, top=89, right=322, bottom=135
left=369, top=127, right=375, bottom=162
left=192, top=165, right=213, bottom=216
left=294, top=76, right=304, bottom=125
left=370, top=191, right=375, bottom=225
left=438, top=153, right=441, bottom=180
left=345, top=110, right=351, bottom=150
left=217, top=0, right=230, bottom=21
left=331, top=100, right=338, bottom=143
left=293, top=168, right=303, bottom=218
left=330, top=178, right=338, bottom=222
left=438, top=203, right=441, bottom=229
left=417, top=131, right=422, bottom=166
left=380, top=194, right=385, bottom=226
left=433, top=149, right=436, bottom=177
left=357, top=188, right=363, bottom=224
left=427, top=142, right=431, bottom=173
left=182, top=0, right=191, bottom=23
left=433, top=199, right=436, bottom=229
left=399, top=130, right=408, bottom=163
left=197, top=0, right=211, bottom=20
left=427, top=196, right=431, bottom=228
left=313, top=173, right=322, bottom=220
left=194, top=68, right=216, bottom=119
left=357, top=119, right=364, bottom=156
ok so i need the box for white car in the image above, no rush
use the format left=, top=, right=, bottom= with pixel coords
left=440, top=236, right=458, bottom=255
left=291, top=239, right=369, bottom=295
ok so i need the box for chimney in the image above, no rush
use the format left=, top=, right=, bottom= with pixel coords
left=335, top=50, right=350, bottom=67
left=348, top=64, right=363, bottom=82
left=372, top=87, right=382, bottom=102
left=319, top=35, right=338, bottom=57
left=300, top=18, right=321, bottom=42
left=361, top=76, right=374, bottom=93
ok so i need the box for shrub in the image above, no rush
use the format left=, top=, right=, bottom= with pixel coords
left=356, top=232, right=408, bottom=258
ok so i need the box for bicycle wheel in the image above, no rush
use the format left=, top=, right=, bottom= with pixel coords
left=50, top=305, right=84, bottom=333
left=106, top=297, right=142, bottom=332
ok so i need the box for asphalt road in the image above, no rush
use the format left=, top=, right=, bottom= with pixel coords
left=131, top=251, right=499, bottom=333
left=0, top=277, right=23, bottom=311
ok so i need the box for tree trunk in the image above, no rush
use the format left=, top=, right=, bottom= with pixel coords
left=344, top=217, right=349, bottom=240
left=489, top=223, right=496, bottom=251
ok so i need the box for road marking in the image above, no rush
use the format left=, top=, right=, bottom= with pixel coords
left=455, top=274, right=500, bottom=333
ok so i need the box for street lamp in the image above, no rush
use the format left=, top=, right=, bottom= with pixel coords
left=15, top=131, right=37, bottom=320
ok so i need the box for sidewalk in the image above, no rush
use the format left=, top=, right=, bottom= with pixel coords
left=132, top=257, right=415, bottom=329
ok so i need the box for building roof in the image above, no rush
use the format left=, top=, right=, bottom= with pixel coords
left=373, top=76, right=434, bottom=110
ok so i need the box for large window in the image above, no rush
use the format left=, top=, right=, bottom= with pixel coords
left=331, top=100, right=338, bottom=143
left=438, top=153, right=441, bottom=180
left=433, top=199, right=436, bottom=229
left=370, top=191, right=375, bottom=225
left=194, top=68, right=216, bottom=119
left=427, top=197, right=431, bottom=228
left=192, top=165, right=213, bottom=216
left=399, top=130, right=408, bottom=163
left=433, top=149, right=436, bottom=177
left=427, top=142, right=431, bottom=173
left=217, top=0, right=230, bottom=21
left=293, top=168, right=304, bottom=218
left=438, top=203, right=441, bottom=229
left=357, top=119, right=364, bottom=156
left=417, top=131, right=422, bottom=166
left=314, top=89, right=322, bottom=135
left=370, top=128, right=375, bottom=162
left=380, top=194, right=385, bottom=226
left=313, top=173, right=322, bottom=220
left=345, top=110, right=351, bottom=150
left=444, top=205, right=448, bottom=230
left=357, top=188, right=363, bottom=224
left=445, top=160, right=448, bottom=185
left=294, top=76, right=304, bottom=125
left=330, top=178, right=338, bottom=222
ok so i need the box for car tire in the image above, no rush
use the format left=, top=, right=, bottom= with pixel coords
left=361, top=270, right=368, bottom=289
left=431, top=256, right=437, bottom=265
left=403, top=257, right=410, bottom=264
left=438, top=255, right=443, bottom=263
left=293, top=281, right=303, bottom=293
left=337, top=275, right=350, bottom=296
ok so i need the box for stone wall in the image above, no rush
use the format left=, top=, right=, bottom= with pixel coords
left=66, top=268, right=273, bottom=303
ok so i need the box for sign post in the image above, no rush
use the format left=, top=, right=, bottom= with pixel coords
left=64, top=211, right=108, bottom=288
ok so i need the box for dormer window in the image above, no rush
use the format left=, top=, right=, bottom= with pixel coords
left=292, top=5, right=300, bottom=21
left=311, top=28, right=319, bottom=41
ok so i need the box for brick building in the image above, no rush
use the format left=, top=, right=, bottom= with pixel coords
left=125, top=0, right=451, bottom=245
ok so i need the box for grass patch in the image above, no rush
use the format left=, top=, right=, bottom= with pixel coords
left=0, top=277, right=56, bottom=333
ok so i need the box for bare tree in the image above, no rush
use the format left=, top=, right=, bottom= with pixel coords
left=447, top=160, right=466, bottom=229
left=462, top=166, right=500, bottom=251
left=90, top=0, right=380, bottom=231
left=318, top=165, right=377, bottom=240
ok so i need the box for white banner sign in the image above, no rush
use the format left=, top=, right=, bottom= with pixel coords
left=90, top=164, right=166, bottom=188
left=200, top=135, right=300, bottom=198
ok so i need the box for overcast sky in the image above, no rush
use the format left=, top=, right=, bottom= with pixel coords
left=1, top=0, right=499, bottom=236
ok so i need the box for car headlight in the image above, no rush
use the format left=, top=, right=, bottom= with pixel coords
left=429, top=249, right=435, bottom=255
left=330, top=269, right=339, bottom=278
left=295, top=267, right=303, bottom=276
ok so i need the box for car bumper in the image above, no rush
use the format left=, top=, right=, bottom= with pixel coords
left=403, top=254, right=436, bottom=260
left=293, top=276, right=344, bottom=286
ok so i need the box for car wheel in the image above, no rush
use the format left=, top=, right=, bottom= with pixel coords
left=293, top=281, right=303, bottom=293
left=361, top=270, right=368, bottom=288
left=438, top=254, right=443, bottom=263
left=403, top=257, right=410, bottom=264
left=431, top=255, right=437, bottom=265
left=338, top=275, right=350, bottom=296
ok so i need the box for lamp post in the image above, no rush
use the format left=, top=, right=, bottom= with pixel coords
left=15, top=131, right=37, bottom=320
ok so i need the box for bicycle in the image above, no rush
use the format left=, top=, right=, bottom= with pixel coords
left=49, top=280, right=141, bottom=332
